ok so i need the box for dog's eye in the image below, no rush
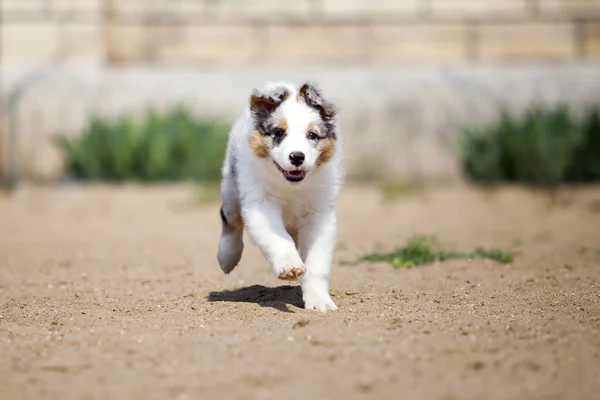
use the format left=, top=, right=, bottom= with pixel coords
left=308, top=132, right=320, bottom=141
left=273, top=128, right=285, bottom=138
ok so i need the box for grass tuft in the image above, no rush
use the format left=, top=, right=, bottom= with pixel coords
left=359, top=235, right=513, bottom=269
left=55, top=106, right=229, bottom=183
left=459, top=104, right=600, bottom=187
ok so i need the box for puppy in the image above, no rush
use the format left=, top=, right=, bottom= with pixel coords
left=217, top=81, right=344, bottom=312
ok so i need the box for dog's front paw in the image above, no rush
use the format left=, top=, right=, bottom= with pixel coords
left=276, top=263, right=306, bottom=281
left=273, top=252, right=306, bottom=281
left=278, top=266, right=306, bottom=281
left=303, top=289, right=337, bottom=312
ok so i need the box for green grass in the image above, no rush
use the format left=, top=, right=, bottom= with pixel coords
left=378, top=181, right=425, bottom=201
left=459, top=104, right=600, bottom=187
left=359, top=235, right=514, bottom=269
left=55, top=106, right=229, bottom=183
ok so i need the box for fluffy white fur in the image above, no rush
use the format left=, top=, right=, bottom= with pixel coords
left=217, top=81, right=344, bottom=312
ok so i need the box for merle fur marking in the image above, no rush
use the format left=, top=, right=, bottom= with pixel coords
left=230, top=153, right=238, bottom=177
left=250, top=88, right=290, bottom=147
left=249, top=88, right=289, bottom=123
left=220, top=207, right=228, bottom=225
left=299, top=83, right=338, bottom=140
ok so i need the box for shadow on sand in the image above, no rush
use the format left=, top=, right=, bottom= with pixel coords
left=207, top=284, right=304, bottom=313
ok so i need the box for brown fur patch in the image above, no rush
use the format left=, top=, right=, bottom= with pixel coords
left=316, top=138, right=336, bottom=167
left=250, top=96, right=269, bottom=112
left=222, top=215, right=243, bottom=235
left=250, top=90, right=289, bottom=116
left=249, top=131, right=270, bottom=158
left=298, top=83, right=336, bottom=122
left=288, top=228, right=299, bottom=249
left=221, top=205, right=244, bottom=235
left=279, top=119, right=288, bottom=131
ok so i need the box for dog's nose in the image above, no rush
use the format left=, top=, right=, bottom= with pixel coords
left=289, top=152, right=305, bottom=166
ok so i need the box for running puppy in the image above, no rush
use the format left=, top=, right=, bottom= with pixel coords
left=217, top=81, right=344, bottom=312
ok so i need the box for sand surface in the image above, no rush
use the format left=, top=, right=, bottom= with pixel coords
left=1, top=184, right=599, bottom=400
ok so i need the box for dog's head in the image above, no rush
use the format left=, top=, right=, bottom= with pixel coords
left=248, top=82, right=338, bottom=183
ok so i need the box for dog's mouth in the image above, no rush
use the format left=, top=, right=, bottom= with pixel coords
left=273, top=161, right=306, bottom=182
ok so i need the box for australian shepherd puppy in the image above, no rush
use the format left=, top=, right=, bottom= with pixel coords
left=217, top=81, right=344, bottom=312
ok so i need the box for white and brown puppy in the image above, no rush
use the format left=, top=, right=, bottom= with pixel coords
left=217, top=81, right=344, bottom=312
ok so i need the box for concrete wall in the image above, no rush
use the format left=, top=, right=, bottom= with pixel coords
left=3, top=0, right=600, bottom=64
left=2, top=1, right=600, bottom=181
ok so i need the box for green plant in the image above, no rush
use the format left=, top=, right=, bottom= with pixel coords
left=378, top=181, right=424, bottom=201
left=567, top=107, right=600, bottom=182
left=460, top=104, right=600, bottom=186
left=359, top=235, right=513, bottom=269
left=55, top=107, right=229, bottom=183
left=460, top=125, right=507, bottom=185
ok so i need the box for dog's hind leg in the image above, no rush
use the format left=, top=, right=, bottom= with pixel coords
left=217, top=165, right=244, bottom=274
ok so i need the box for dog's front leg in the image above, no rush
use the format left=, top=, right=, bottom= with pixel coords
left=299, top=209, right=338, bottom=312
left=242, top=200, right=306, bottom=280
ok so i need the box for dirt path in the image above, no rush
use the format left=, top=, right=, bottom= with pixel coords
left=1, top=184, right=599, bottom=400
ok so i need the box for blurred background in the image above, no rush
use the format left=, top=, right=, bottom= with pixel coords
left=2, top=3, right=600, bottom=399
left=0, top=0, right=599, bottom=188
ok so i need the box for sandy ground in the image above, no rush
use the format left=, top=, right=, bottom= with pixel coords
left=1, top=183, right=599, bottom=400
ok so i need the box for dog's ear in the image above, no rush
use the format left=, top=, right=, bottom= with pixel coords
left=298, top=83, right=337, bottom=122
left=249, top=84, right=290, bottom=117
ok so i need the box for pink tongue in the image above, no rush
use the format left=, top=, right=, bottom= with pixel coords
left=288, top=171, right=303, bottom=176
